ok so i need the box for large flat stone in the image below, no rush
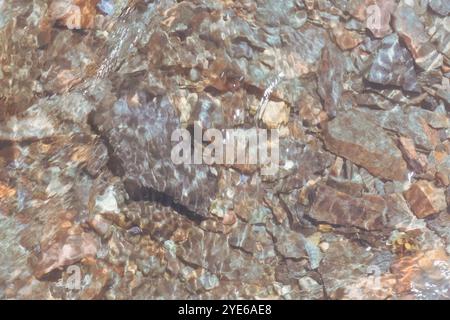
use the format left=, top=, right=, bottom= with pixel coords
left=323, top=110, right=408, bottom=181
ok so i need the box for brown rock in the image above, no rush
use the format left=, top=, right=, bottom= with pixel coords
left=0, top=182, right=16, bottom=198
left=323, top=110, right=408, bottom=181
left=260, top=101, right=289, bottom=129
left=298, top=93, right=326, bottom=127
left=35, top=231, right=98, bottom=278
left=263, top=195, right=287, bottom=224
left=397, top=137, right=427, bottom=173
left=317, top=44, right=344, bottom=118
left=310, top=184, right=386, bottom=231
left=403, top=181, right=447, bottom=218
left=268, top=224, right=307, bottom=260
left=332, top=24, right=363, bottom=50
left=48, top=0, right=98, bottom=30
left=228, top=222, right=275, bottom=260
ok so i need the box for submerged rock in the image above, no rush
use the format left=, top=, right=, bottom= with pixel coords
left=323, top=110, right=408, bottom=181
left=1, top=0, right=449, bottom=300
left=403, top=181, right=447, bottom=218
left=309, top=184, right=387, bottom=231
left=317, top=44, right=344, bottom=118
left=366, top=33, right=420, bottom=92
left=393, top=4, right=443, bottom=71
left=93, top=96, right=218, bottom=217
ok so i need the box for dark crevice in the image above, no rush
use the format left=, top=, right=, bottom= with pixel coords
left=87, top=111, right=125, bottom=177
left=123, top=179, right=206, bottom=223
left=316, top=269, right=329, bottom=300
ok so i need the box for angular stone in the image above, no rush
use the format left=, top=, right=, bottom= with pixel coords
left=429, top=16, right=450, bottom=59
left=317, top=44, right=344, bottom=118
left=359, top=106, right=442, bottom=152
left=366, top=33, right=420, bottom=92
left=323, top=110, right=408, bottom=181
left=427, top=211, right=450, bottom=250
left=332, top=24, right=363, bottom=51
left=318, top=237, right=395, bottom=299
left=397, top=137, right=428, bottom=174
left=403, top=180, right=447, bottom=218
left=93, top=95, right=218, bottom=217
left=394, top=4, right=443, bottom=71
left=365, top=0, right=397, bottom=38
left=260, top=101, right=290, bottom=129
left=298, top=92, right=327, bottom=126
left=309, top=184, right=386, bottom=231
left=48, top=0, right=98, bottom=30
left=35, top=231, right=98, bottom=279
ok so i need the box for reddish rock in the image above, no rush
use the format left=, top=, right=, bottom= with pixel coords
left=317, top=44, right=344, bottom=118
left=403, top=181, right=447, bottom=218
left=323, top=110, right=408, bottom=181
left=48, top=0, right=99, bottom=30
left=365, top=0, right=397, bottom=38
left=310, top=184, right=386, bottom=231
left=390, top=249, right=450, bottom=299
left=397, top=137, right=427, bottom=174
left=35, top=231, right=98, bottom=279
left=332, top=24, right=363, bottom=51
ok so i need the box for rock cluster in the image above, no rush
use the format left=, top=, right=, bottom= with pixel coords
left=0, top=0, right=449, bottom=300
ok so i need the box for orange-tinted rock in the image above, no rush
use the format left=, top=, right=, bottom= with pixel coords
left=323, top=110, right=408, bottom=181
left=298, top=93, right=326, bottom=126
left=332, top=24, right=363, bottom=50
left=390, top=249, right=450, bottom=299
left=48, top=0, right=99, bottom=30
left=310, top=184, right=386, bottom=231
left=403, top=181, right=447, bottom=218
left=317, top=44, right=344, bottom=118
left=0, top=182, right=16, bottom=198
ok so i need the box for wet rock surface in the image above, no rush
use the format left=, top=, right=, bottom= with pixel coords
left=1, top=0, right=449, bottom=300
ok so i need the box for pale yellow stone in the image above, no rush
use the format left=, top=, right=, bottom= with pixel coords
left=261, top=101, right=289, bottom=129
